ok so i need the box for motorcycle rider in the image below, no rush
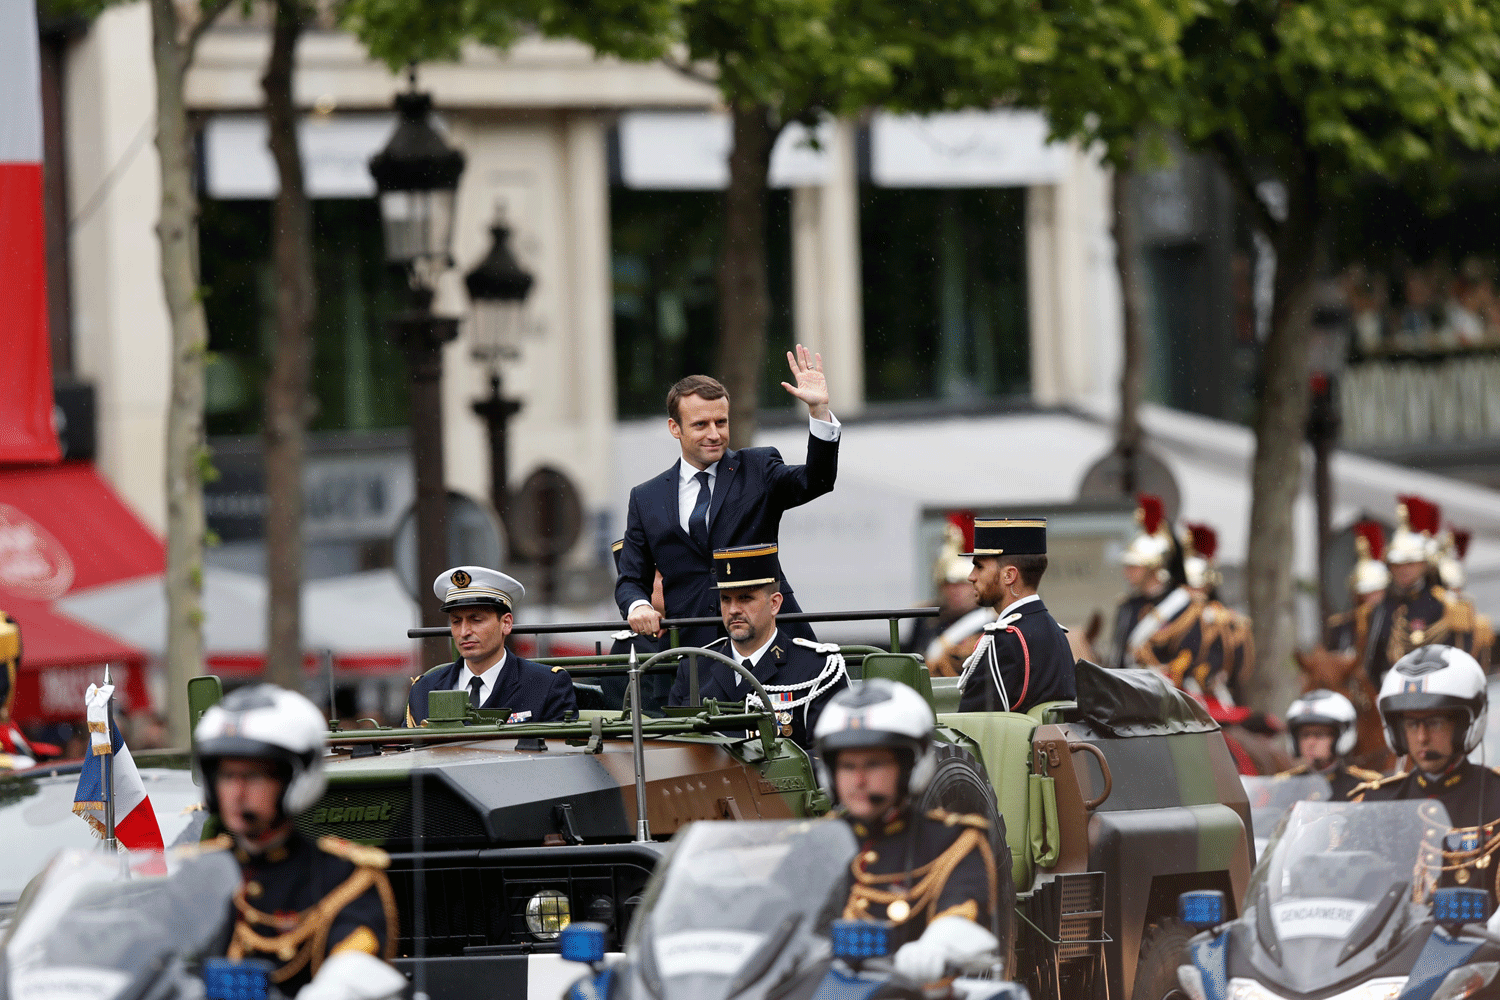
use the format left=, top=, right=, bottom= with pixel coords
left=1352, top=646, right=1500, bottom=900
left=1278, top=689, right=1382, bottom=800
left=814, top=679, right=1011, bottom=983
left=195, top=685, right=401, bottom=998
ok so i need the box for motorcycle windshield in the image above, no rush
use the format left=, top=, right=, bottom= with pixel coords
left=1241, top=774, right=1332, bottom=859
left=627, top=820, right=856, bottom=1000
left=1244, top=800, right=1449, bottom=994
left=4, top=849, right=241, bottom=1000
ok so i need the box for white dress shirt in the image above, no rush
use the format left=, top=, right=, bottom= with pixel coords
left=998, top=593, right=1040, bottom=619
left=629, top=413, right=842, bottom=615
left=729, top=631, right=779, bottom=686
left=457, top=651, right=507, bottom=706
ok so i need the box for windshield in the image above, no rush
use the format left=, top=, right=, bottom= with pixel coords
left=4, top=848, right=240, bottom=1000
left=1241, top=774, right=1332, bottom=861
left=628, top=820, right=855, bottom=1000
left=1244, top=800, right=1448, bottom=995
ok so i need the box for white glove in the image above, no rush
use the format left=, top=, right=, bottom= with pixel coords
left=297, top=951, right=407, bottom=1000
left=893, top=915, right=998, bottom=983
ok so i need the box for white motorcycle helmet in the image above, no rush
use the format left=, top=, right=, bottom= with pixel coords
left=1377, top=645, right=1487, bottom=757
left=1286, top=689, right=1358, bottom=759
left=195, top=684, right=329, bottom=818
left=814, top=679, right=937, bottom=806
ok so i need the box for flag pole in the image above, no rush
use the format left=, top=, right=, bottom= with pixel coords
left=102, top=663, right=117, bottom=853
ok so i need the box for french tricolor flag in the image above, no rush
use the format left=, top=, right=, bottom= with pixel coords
left=0, top=0, right=63, bottom=464
left=73, top=682, right=166, bottom=854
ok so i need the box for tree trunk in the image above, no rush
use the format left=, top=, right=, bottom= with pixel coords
left=716, top=101, right=775, bottom=446
left=151, top=0, right=220, bottom=745
left=1111, top=161, right=1147, bottom=495
left=262, top=0, right=315, bottom=691
left=1242, top=188, right=1325, bottom=714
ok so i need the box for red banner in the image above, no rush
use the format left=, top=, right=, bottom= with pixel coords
left=0, top=162, right=59, bottom=464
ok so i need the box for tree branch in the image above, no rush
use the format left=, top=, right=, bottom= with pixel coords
left=186, top=0, right=236, bottom=58
left=660, top=54, right=717, bottom=87
left=1209, top=132, right=1282, bottom=241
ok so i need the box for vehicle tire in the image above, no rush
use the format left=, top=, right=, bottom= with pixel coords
left=1131, top=919, right=1194, bottom=1000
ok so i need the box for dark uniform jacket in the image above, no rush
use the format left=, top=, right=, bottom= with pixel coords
left=1353, top=761, right=1500, bottom=903
left=1109, top=591, right=1162, bottom=670
left=1277, top=760, right=1385, bottom=802
left=406, top=653, right=577, bottom=726
left=1358, top=584, right=1474, bottom=685
left=672, top=629, right=848, bottom=750
left=225, top=832, right=397, bottom=994
left=602, top=632, right=672, bottom=713
left=842, top=807, right=1009, bottom=951
left=958, top=597, right=1076, bottom=715
left=614, top=435, right=838, bottom=649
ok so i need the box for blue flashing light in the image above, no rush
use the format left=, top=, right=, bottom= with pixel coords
left=1179, top=890, right=1226, bottom=931
left=202, top=958, right=273, bottom=1000
left=560, top=921, right=608, bottom=965
left=1433, top=888, right=1491, bottom=926
left=831, top=919, right=891, bottom=960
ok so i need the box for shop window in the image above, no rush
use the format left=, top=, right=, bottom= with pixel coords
left=859, top=187, right=1029, bottom=405
left=611, top=188, right=794, bottom=419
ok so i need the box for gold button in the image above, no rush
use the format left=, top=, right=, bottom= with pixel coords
left=862, top=850, right=878, bottom=864
left=887, top=900, right=911, bottom=922
left=1457, top=868, right=1471, bottom=884
left=246, top=881, right=262, bottom=898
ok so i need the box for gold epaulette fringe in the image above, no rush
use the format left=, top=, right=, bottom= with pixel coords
left=318, top=835, right=391, bottom=870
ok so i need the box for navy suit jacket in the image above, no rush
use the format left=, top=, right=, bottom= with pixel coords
left=672, top=629, right=848, bottom=750
left=406, top=653, right=577, bottom=726
left=958, top=597, right=1077, bottom=714
left=615, top=434, right=839, bottom=648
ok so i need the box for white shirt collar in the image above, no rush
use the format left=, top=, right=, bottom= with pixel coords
left=730, top=630, right=779, bottom=684
left=999, top=593, right=1041, bottom=618
left=458, top=651, right=508, bottom=704
left=679, top=459, right=719, bottom=487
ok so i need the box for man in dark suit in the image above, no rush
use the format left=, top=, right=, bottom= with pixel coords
left=957, top=518, right=1077, bottom=714
left=673, top=543, right=848, bottom=751
left=406, top=566, right=577, bottom=726
left=616, top=346, right=841, bottom=651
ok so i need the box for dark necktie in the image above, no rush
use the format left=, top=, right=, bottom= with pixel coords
left=468, top=676, right=484, bottom=708
left=689, top=470, right=712, bottom=548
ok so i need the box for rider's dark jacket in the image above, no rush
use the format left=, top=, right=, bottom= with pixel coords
left=841, top=807, right=1009, bottom=951
left=1277, top=760, right=1385, bottom=802
left=219, top=831, right=398, bottom=994
left=1353, top=760, right=1500, bottom=903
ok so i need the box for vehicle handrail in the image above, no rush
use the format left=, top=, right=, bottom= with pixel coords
left=407, top=607, right=939, bottom=645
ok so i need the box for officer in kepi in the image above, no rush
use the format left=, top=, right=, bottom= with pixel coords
left=406, top=566, right=577, bottom=726
left=957, top=518, right=1076, bottom=714
left=669, top=543, right=848, bottom=751
left=1279, top=689, right=1382, bottom=800
left=194, top=685, right=405, bottom=999
left=815, top=680, right=1012, bottom=984
left=1352, top=646, right=1500, bottom=900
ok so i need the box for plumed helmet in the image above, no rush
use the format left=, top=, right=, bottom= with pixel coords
left=1438, top=529, right=1471, bottom=591
left=1286, top=689, right=1358, bottom=758
left=1122, top=495, right=1172, bottom=569
left=194, top=684, right=329, bottom=818
left=1182, top=523, right=1220, bottom=591
left=933, top=520, right=973, bottom=587
left=1349, top=521, right=1391, bottom=595
left=1377, top=645, right=1487, bottom=757
left=814, top=680, right=937, bottom=804
left=1387, top=496, right=1440, bottom=566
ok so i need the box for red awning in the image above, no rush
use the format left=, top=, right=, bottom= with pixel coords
left=0, top=463, right=161, bottom=721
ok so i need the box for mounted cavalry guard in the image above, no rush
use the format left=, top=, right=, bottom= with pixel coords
left=922, top=516, right=996, bottom=678
left=1325, top=520, right=1390, bottom=654
left=1357, top=495, right=1478, bottom=685
left=1181, top=522, right=1255, bottom=708
left=955, top=517, right=1076, bottom=714
left=1352, top=646, right=1500, bottom=904
left=1437, top=527, right=1494, bottom=670
left=195, top=685, right=404, bottom=998
left=406, top=566, right=577, bottom=726
left=1109, top=495, right=1174, bottom=670
left=816, top=680, right=1010, bottom=984
left=668, top=543, right=848, bottom=751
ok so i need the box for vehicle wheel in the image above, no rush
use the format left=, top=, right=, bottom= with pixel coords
left=1131, top=919, right=1194, bottom=1000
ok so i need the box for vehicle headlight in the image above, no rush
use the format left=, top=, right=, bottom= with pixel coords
left=1228, top=978, right=1282, bottom=1000
left=526, top=889, right=572, bottom=940
left=1432, top=964, right=1500, bottom=1000
left=1227, top=978, right=1408, bottom=1000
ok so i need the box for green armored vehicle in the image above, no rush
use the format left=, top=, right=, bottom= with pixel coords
left=186, top=615, right=1252, bottom=1000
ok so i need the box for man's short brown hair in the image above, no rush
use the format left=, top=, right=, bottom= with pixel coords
left=667, top=375, right=729, bottom=423
left=999, top=554, right=1048, bottom=590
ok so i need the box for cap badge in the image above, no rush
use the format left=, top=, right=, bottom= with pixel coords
left=452, top=570, right=472, bottom=588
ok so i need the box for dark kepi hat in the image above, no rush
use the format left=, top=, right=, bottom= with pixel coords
left=961, top=517, right=1047, bottom=558
left=713, top=543, right=780, bottom=589
left=611, top=539, right=625, bottom=572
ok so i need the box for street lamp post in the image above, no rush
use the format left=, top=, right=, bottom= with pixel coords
left=369, top=85, right=465, bottom=666
left=465, top=214, right=534, bottom=531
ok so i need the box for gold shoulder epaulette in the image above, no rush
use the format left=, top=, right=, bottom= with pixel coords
left=1352, top=771, right=1407, bottom=797
left=1347, top=766, right=1384, bottom=782
left=1276, top=763, right=1310, bottom=778
left=927, top=808, right=990, bottom=831
left=318, top=835, right=391, bottom=870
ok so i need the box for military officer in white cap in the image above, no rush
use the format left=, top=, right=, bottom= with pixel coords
left=405, top=566, right=577, bottom=726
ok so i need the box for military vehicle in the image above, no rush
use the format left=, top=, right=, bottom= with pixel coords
left=181, top=610, right=1252, bottom=1000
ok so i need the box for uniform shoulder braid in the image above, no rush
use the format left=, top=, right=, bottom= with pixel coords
left=1346, top=765, right=1385, bottom=783
left=926, top=807, right=991, bottom=831
left=318, top=835, right=391, bottom=870
left=1350, top=770, right=1408, bottom=800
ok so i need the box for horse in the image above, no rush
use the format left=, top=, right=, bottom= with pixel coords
left=1294, top=646, right=1395, bottom=773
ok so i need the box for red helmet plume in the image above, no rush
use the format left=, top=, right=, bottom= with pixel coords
left=1452, top=529, right=1472, bottom=560
left=1398, top=494, right=1441, bottom=536
left=1186, top=523, right=1217, bottom=560
left=1137, top=494, right=1165, bottom=536
left=1353, top=520, right=1385, bottom=562
left=946, top=510, right=975, bottom=555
